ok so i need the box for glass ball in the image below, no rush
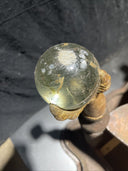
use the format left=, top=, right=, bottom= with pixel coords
left=34, top=43, right=100, bottom=110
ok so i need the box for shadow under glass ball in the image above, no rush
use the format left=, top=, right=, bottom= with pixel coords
left=34, top=43, right=100, bottom=110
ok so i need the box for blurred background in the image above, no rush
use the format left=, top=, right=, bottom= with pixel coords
left=1, top=0, right=128, bottom=141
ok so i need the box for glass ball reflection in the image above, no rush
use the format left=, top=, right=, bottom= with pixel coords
left=34, top=43, right=100, bottom=110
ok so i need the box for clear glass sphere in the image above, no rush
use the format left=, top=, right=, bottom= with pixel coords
left=34, top=43, right=100, bottom=110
